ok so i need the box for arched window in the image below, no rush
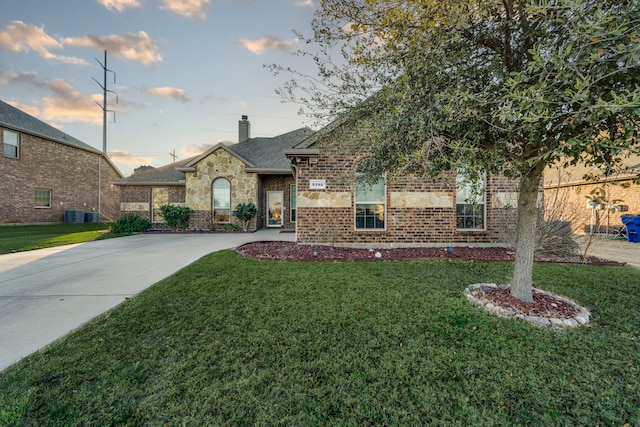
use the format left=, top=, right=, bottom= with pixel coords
left=212, top=178, right=231, bottom=223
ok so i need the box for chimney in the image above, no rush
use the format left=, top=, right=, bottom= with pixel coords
left=239, top=115, right=250, bottom=143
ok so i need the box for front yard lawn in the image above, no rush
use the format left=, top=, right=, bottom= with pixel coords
left=1, top=251, right=638, bottom=425
left=0, top=223, right=113, bottom=254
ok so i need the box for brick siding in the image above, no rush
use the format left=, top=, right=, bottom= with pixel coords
left=0, top=127, right=121, bottom=223
left=294, top=152, right=519, bottom=245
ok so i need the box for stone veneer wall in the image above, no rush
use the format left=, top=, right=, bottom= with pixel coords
left=295, top=152, right=519, bottom=246
left=1, top=127, right=121, bottom=223
left=184, top=148, right=258, bottom=230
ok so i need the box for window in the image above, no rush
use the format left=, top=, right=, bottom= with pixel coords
left=212, top=178, right=231, bottom=223
left=355, top=174, right=386, bottom=230
left=3, top=130, right=19, bottom=158
left=152, top=187, right=169, bottom=222
left=290, top=184, right=297, bottom=222
left=34, top=189, right=51, bottom=208
left=456, top=170, right=486, bottom=230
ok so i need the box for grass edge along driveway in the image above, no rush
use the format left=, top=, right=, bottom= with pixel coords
left=0, top=223, right=115, bottom=254
left=1, top=250, right=638, bottom=426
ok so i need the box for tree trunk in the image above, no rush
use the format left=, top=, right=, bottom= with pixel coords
left=510, top=163, right=545, bottom=302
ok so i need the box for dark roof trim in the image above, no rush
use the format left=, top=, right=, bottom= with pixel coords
left=244, top=168, right=293, bottom=174
left=284, top=149, right=320, bottom=157
left=111, top=181, right=186, bottom=186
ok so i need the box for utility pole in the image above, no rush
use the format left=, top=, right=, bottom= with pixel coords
left=93, top=50, right=117, bottom=154
left=93, top=51, right=117, bottom=219
left=169, top=149, right=177, bottom=163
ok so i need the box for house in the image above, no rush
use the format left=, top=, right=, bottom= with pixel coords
left=116, top=115, right=520, bottom=245
left=284, top=128, right=519, bottom=246
left=115, top=116, right=314, bottom=231
left=544, top=155, right=640, bottom=235
left=0, top=100, right=123, bottom=223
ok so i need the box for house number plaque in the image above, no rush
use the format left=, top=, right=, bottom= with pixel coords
left=309, top=179, right=326, bottom=190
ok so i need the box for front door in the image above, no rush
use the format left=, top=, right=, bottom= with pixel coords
left=267, top=191, right=284, bottom=227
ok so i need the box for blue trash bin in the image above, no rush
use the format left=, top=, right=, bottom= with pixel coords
left=621, top=215, right=640, bottom=243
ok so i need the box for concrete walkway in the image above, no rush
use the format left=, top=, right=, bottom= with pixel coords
left=579, top=235, right=640, bottom=269
left=0, top=230, right=294, bottom=372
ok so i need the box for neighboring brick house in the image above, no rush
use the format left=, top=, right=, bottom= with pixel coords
left=544, top=155, right=640, bottom=234
left=116, top=115, right=520, bottom=245
left=0, top=100, right=123, bottom=223
left=114, top=116, right=313, bottom=231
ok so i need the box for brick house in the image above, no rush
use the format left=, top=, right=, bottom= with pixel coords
left=0, top=100, right=123, bottom=223
left=285, top=130, right=519, bottom=246
left=116, top=115, right=520, bottom=245
left=544, top=155, right=640, bottom=235
left=115, top=116, right=313, bottom=231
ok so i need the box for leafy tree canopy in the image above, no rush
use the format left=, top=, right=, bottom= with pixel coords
left=273, top=0, right=640, bottom=301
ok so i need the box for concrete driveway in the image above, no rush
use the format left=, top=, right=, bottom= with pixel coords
left=0, top=230, right=294, bottom=372
left=580, top=236, right=640, bottom=269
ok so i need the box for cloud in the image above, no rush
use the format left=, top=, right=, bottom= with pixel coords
left=161, top=0, right=209, bottom=20
left=0, top=69, right=102, bottom=124
left=0, top=21, right=161, bottom=66
left=63, top=31, right=162, bottom=66
left=182, top=143, right=213, bottom=157
left=142, top=86, right=191, bottom=103
left=237, top=36, right=297, bottom=54
left=109, top=150, right=155, bottom=167
left=41, top=82, right=103, bottom=125
left=0, top=21, right=86, bottom=65
left=98, top=0, right=141, bottom=12
left=295, top=0, right=315, bottom=7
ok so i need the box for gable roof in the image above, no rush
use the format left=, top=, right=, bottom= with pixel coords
left=0, top=99, right=101, bottom=154
left=114, top=127, right=315, bottom=185
left=112, top=156, right=195, bottom=185
left=0, top=99, right=124, bottom=178
left=228, top=127, right=314, bottom=171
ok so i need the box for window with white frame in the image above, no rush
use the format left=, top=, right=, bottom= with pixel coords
left=212, top=178, right=231, bottom=223
left=3, top=130, right=19, bottom=158
left=456, top=170, right=486, bottom=230
left=34, top=189, right=51, bottom=208
left=152, top=187, right=169, bottom=222
left=290, top=184, right=297, bottom=222
left=355, top=174, right=386, bottom=230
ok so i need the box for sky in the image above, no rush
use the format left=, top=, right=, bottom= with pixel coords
left=0, top=0, right=319, bottom=176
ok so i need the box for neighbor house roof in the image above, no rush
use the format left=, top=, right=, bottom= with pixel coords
left=0, top=99, right=124, bottom=178
left=0, top=99, right=101, bottom=154
left=114, top=127, right=315, bottom=185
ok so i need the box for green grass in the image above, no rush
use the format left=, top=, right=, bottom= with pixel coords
left=1, top=251, right=639, bottom=426
left=0, top=223, right=115, bottom=254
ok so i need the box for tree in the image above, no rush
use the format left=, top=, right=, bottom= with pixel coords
left=233, top=202, right=257, bottom=232
left=273, top=0, right=640, bottom=302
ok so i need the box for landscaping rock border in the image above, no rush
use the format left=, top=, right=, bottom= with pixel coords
left=464, top=283, right=591, bottom=329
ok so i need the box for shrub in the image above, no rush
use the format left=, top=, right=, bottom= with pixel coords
left=232, top=203, right=257, bottom=231
left=222, top=223, right=239, bottom=231
left=159, top=205, right=194, bottom=231
left=111, top=214, right=151, bottom=234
